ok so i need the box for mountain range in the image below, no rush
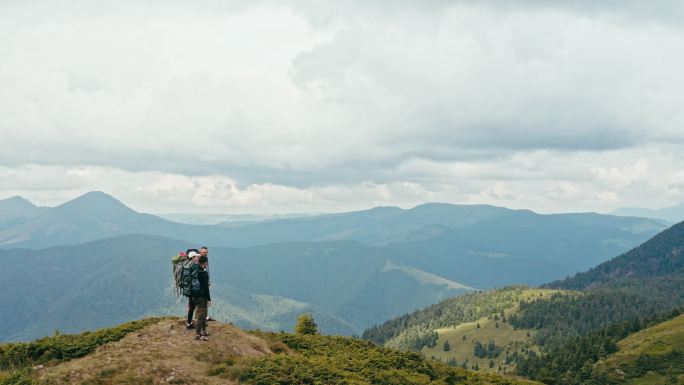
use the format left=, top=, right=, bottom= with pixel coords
left=0, top=234, right=472, bottom=342
left=0, top=191, right=672, bottom=342
left=3, top=192, right=684, bottom=383
left=611, top=202, right=684, bottom=223
left=0, top=192, right=667, bottom=283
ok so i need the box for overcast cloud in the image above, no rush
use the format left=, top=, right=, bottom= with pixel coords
left=1, top=1, right=683, bottom=214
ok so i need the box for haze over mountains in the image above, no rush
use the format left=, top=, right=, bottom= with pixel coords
left=0, top=191, right=670, bottom=342
left=611, top=203, right=684, bottom=224
left=0, top=234, right=475, bottom=342
left=547, top=220, right=684, bottom=290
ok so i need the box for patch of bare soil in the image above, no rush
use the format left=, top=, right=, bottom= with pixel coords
left=36, top=319, right=274, bottom=385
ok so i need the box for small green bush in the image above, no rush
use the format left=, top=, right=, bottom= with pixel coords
left=0, top=371, right=33, bottom=385
left=294, top=314, right=318, bottom=335
left=241, top=332, right=536, bottom=385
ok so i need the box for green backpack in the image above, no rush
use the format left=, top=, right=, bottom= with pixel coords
left=181, top=260, right=201, bottom=297
left=171, top=252, right=188, bottom=297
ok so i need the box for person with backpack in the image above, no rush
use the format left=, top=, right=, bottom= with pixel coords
left=193, top=255, right=211, bottom=340
left=184, top=250, right=201, bottom=329
left=199, top=246, right=216, bottom=322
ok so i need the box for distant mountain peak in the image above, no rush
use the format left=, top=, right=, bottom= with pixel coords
left=0, top=195, right=36, bottom=208
left=53, top=191, right=136, bottom=214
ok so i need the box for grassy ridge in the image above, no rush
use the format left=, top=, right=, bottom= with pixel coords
left=363, top=287, right=567, bottom=351
left=0, top=318, right=165, bottom=385
left=596, top=313, right=684, bottom=384
left=423, top=312, right=536, bottom=373
left=510, top=274, right=684, bottom=349
left=0, top=317, right=165, bottom=370
left=232, top=332, right=542, bottom=385
left=1, top=317, right=542, bottom=385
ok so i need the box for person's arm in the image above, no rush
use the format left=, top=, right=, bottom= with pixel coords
left=206, top=272, right=211, bottom=302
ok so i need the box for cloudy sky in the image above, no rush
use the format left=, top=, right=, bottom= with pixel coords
left=2, top=1, right=684, bottom=214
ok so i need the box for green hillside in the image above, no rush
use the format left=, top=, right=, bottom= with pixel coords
left=507, top=220, right=684, bottom=384
left=422, top=312, right=536, bottom=374
left=363, top=287, right=566, bottom=352
left=510, top=274, right=684, bottom=349
left=367, top=222, right=684, bottom=380
left=0, top=318, right=543, bottom=385
left=595, top=313, right=684, bottom=385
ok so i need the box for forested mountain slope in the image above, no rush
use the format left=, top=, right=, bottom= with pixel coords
left=362, top=287, right=564, bottom=350
left=510, top=221, right=684, bottom=350
left=364, top=222, right=684, bottom=380
left=547, top=220, right=684, bottom=290
left=0, top=234, right=469, bottom=342
left=596, top=312, right=684, bottom=384
left=515, top=308, right=684, bottom=385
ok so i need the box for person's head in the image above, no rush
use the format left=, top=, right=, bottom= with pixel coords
left=200, top=246, right=208, bottom=257
left=198, top=255, right=208, bottom=268
left=188, top=251, right=200, bottom=262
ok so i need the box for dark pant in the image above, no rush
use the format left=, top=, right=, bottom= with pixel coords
left=192, top=296, right=208, bottom=334
left=187, top=297, right=196, bottom=324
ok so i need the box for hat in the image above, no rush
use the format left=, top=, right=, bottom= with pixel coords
left=188, top=251, right=200, bottom=258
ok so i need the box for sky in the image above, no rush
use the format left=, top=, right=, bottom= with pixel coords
left=1, top=1, right=684, bottom=215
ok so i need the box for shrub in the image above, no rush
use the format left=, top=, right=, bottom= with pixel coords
left=294, top=314, right=318, bottom=335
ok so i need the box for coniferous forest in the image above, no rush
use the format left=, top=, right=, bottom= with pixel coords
left=364, top=221, right=684, bottom=384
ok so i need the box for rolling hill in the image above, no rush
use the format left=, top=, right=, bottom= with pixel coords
left=0, top=234, right=471, bottom=342
left=362, top=287, right=564, bottom=351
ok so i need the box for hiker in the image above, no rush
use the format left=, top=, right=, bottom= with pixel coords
left=185, top=250, right=201, bottom=329
left=194, top=255, right=211, bottom=340
left=200, top=246, right=215, bottom=322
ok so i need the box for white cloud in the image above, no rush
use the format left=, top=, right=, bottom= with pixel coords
left=1, top=1, right=683, bottom=213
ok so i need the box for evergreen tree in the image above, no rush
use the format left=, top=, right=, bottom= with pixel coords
left=474, top=341, right=485, bottom=358
left=443, top=340, right=451, bottom=352
left=295, top=313, right=318, bottom=335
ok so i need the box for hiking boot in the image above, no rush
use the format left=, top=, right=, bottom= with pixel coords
left=195, top=335, right=208, bottom=341
left=207, top=316, right=216, bottom=322
left=185, top=322, right=195, bottom=329
left=201, top=331, right=209, bottom=337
